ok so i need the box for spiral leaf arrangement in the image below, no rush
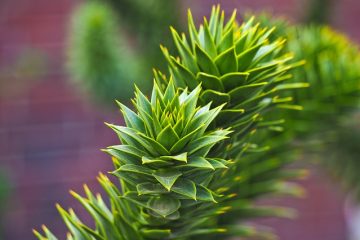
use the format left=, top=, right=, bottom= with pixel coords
left=159, top=7, right=308, bottom=165
left=160, top=6, right=307, bottom=124
left=34, top=6, right=308, bottom=240
left=156, top=7, right=309, bottom=239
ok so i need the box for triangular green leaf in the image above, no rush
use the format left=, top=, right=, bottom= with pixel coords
left=153, top=169, right=182, bottom=191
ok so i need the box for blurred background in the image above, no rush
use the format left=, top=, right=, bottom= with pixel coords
left=0, top=0, right=359, bottom=239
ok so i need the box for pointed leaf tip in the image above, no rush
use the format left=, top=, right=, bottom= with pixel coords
left=153, top=170, right=182, bottom=191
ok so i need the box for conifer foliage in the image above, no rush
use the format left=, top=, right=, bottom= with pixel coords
left=285, top=26, right=360, bottom=200
left=34, top=6, right=307, bottom=240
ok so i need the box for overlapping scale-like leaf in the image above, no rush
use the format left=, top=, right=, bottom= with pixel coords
left=106, top=81, right=230, bottom=196
left=101, top=80, right=234, bottom=238
left=34, top=6, right=308, bottom=240
left=35, top=80, right=232, bottom=240
left=159, top=5, right=308, bottom=134
left=156, top=6, right=309, bottom=240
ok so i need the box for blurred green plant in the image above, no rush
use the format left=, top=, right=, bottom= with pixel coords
left=286, top=25, right=360, bottom=136
left=326, top=112, right=360, bottom=200
left=251, top=15, right=360, bottom=201
left=303, top=0, right=336, bottom=24
left=0, top=170, right=11, bottom=238
left=34, top=6, right=307, bottom=240
left=287, top=26, right=360, bottom=201
left=286, top=25, right=360, bottom=204
left=104, top=0, right=180, bottom=70
left=67, top=0, right=179, bottom=106
left=67, top=1, right=146, bottom=105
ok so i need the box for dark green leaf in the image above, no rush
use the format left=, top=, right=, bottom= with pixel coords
left=197, top=72, right=224, bottom=91
left=200, top=89, right=230, bottom=106
left=153, top=169, right=182, bottom=191
left=172, top=178, right=197, bottom=200
left=156, top=125, right=180, bottom=150
left=215, top=47, right=238, bottom=74
left=237, top=43, right=263, bottom=71
left=137, top=183, right=168, bottom=195
left=147, top=196, right=181, bottom=217
left=220, top=72, right=249, bottom=91
left=228, top=82, right=267, bottom=103
left=196, top=185, right=216, bottom=202
left=195, top=43, right=219, bottom=76
left=170, top=27, right=199, bottom=74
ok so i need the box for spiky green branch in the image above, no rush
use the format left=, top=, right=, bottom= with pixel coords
left=34, top=6, right=308, bottom=240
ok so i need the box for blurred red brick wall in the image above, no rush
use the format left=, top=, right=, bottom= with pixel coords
left=0, top=1, right=119, bottom=239
left=0, top=0, right=359, bottom=239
